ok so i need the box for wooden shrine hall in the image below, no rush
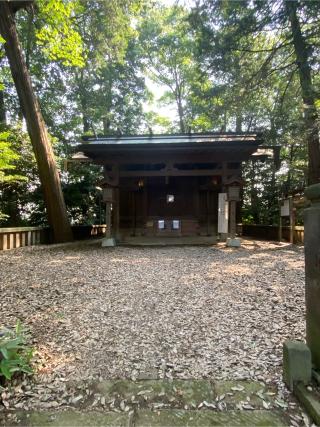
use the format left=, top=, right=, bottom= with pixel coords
left=77, top=132, right=271, bottom=246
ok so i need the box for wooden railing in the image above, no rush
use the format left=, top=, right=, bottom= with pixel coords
left=0, top=225, right=107, bottom=251
left=0, top=226, right=50, bottom=250
left=238, top=224, right=304, bottom=244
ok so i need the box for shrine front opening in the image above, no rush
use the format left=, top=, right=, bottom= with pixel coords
left=118, top=175, right=219, bottom=238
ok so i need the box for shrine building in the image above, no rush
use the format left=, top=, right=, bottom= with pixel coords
left=77, top=132, right=272, bottom=246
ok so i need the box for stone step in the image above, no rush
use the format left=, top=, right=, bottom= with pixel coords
left=135, top=409, right=288, bottom=426
left=0, top=379, right=294, bottom=426
left=92, top=379, right=278, bottom=410
left=3, top=409, right=289, bottom=427
left=5, top=411, right=130, bottom=427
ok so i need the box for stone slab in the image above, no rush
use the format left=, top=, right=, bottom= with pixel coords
left=95, top=379, right=214, bottom=408
left=214, top=381, right=275, bottom=408
left=10, top=411, right=130, bottom=427
left=102, top=238, right=116, bottom=247
left=226, top=238, right=241, bottom=247
left=135, top=409, right=288, bottom=426
left=283, top=341, right=312, bottom=391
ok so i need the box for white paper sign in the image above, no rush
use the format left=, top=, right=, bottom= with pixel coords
left=218, top=193, right=229, bottom=234
left=281, top=199, right=290, bottom=216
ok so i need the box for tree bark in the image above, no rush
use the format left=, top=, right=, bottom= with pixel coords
left=77, top=69, right=91, bottom=133
left=285, top=0, right=320, bottom=185
left=176, top=97, right=185, bottom=133
left=0, top=89, right=6, bottom=127
left=0, top=1, right=73, bottom=242
left=0, top=56, right=6, bottom=127
left=235, top=114, right=242, bottom=132
left=103, top=116, right=111, bottom=135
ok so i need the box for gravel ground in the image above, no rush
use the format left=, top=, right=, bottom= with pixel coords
left=0, top=239, right=305, bottom=410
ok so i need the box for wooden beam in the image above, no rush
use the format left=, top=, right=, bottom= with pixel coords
left=91, top=152, right=252, bottom=164
left=118, top=169, right=240, bottom=178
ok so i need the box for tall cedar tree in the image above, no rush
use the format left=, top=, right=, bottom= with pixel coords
left=0, top=1, right=73, bottom=242
left=285, top=0, right=320, bottom=185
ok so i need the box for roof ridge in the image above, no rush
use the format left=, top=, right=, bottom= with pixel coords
left=82, top=131, right=263, bottom=141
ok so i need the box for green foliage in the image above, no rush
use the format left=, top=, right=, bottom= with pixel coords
left=0, top=321, right=33, bottom=381
left=0, top=131, right=28, bottom=221
left=62, top=162, right=104, bottom=225
left=1, top=0, right=318, bottom=226
left=0, top=128, right=38, bottom=225
left=0, top=0, right=148, bottom=226
left=188, top=0, right=320, bottom=222
left=36, top=0, right=85, bottom=67
left=0, top=131, right=26, bottom=184
left=138, top=5, right=200, bottom=132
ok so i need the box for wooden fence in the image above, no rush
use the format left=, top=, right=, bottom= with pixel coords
left=0, top=227, right=49, bottom=251
left=0, top=225, right=107, bottom=251
left=1, top=223, right=303, bottom=250
left=238, top=224, right=304, bottom=244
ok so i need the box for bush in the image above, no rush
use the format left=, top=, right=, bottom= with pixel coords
left=0, top=321, right=33, bottom=382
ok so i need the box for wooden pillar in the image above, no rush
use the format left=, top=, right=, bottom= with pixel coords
left=279, top=200, right=282, bottom=242
left=142, top=183, right=148, bottom=235
left=225, top=183, right=241, bottom=246
left=105, top=201, right=112, bottom=238
left=113, top=187, right=120, bottom=240
left=206, top=190, right=210, bottom=235
left=102, top=185, right=114, bottom=241
left=289, top=196, right=295, bottom=244
left=132, top=191, right=136, bottom=236
left=194, top=179, right=200, bottom=234
left=229, top=200, right=237, bottom=238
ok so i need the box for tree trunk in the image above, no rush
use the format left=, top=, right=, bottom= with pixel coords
left=0, top=2, right=73, bottom=242
left=80, top=92, right=90, bottom=133
left=176, top=93, right=185, bottom=133
left=77, top=70, right=90, bottom=133
left=0, top=89, right=6, bottom=127
left=285, top=0, right=320, bottom=185
left=235, top=114, right=242, bottom=132
left=103, top=116, right=111, bottom=135
left=0, top=56, right=6, bottom=127
left=221, top=109, right=227, bottom=132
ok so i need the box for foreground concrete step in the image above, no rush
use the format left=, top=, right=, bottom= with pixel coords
left=135, top=409, right=288, bottom=426
left=3, top=411, right=131, bottom=427
left=0, top=380, right=295, bottom=426
left=95, top=379, right=214, bottom=408
left=214, top=380, right=276, bottom=408
left=94, top=379, right=276, bottom=410
left=4, top=409, right=289, bottom=426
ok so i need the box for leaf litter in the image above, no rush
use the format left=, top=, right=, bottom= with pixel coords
left=0, top=240, right=308, bottom=423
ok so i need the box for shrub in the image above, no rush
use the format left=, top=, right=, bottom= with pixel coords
left=0, top=321, right=33, bottom=382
